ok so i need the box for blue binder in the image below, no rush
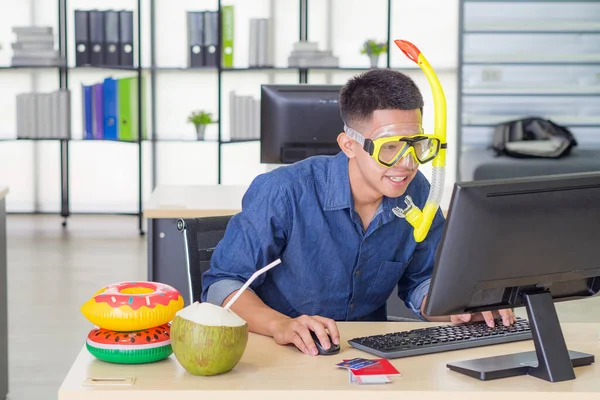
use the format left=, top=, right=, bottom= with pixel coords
left=82, top=84, right=93, bottom=139
left=103, top=77, right=118, bottom=139
left=92, top=83, right=103, bottom=139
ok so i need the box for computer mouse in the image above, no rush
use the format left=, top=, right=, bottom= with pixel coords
left=310, top=330, right=340, bottom=355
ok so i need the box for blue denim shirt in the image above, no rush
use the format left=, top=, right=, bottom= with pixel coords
left=201, top=151, right=445, bottom=321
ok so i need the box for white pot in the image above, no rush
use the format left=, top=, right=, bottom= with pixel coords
left=369, top=54, right=379, bottom=68
left=195, top=124, right=206, bottom=140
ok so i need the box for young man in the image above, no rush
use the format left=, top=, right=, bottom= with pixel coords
left=201, top=69, right=516, bottom=356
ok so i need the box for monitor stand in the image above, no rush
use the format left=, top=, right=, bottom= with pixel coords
left=447, top=291, right=595, bottom=382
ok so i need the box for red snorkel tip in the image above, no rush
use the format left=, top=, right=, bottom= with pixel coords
left=394, top=40, right=421, bottom=64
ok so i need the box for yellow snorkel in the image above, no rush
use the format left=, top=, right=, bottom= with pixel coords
left=391, top=40, right=447, bottom=243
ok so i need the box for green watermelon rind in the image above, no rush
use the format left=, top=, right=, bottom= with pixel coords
left=86, top=342, right=173, bottom=364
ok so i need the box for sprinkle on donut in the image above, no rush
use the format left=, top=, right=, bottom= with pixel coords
left=93, top=281, right=181, bottom=310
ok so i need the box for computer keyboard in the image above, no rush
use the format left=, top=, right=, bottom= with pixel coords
left=348, top=317, right=532, bottom=359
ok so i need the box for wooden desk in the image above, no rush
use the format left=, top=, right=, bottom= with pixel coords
left=59, top=321, right=599, bottom=400
left=144, top=185, right=248, bottom=304
left=0, top=186, right=7, bottom=400
left=143, top=184, right=248, bottom=219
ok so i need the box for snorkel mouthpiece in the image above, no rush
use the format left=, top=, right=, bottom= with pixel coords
left=392, top=40, right=447, bottom=243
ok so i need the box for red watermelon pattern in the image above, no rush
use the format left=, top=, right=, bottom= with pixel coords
left=86, top=323, right=173, bottom=364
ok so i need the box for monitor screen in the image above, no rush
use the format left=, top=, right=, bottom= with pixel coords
left=260, top=84, right=344, bottom=164
left=425, top=171, right=600, bottom=318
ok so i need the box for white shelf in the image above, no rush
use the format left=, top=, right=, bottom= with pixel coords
left=464, top=54, right=600, bottom=64
left=463, top=85, right=600, bottom=95
left=464, top=22, right=600, bottom=32
left=149, top=136, right=219, bottom=143
left=462, top=115, right=600, bottom=126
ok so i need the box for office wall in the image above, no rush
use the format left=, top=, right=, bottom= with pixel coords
left=0, top=0, right=458, bottom=213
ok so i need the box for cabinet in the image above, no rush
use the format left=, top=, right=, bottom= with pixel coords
left=457, top=0, right=600, bottom=179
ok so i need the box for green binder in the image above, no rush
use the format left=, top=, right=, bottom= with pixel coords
left=118, top=77, right=134, bottom=141
left=222, top=5, right=234, bottom=68
left=118, top=76, right=147, bottom=141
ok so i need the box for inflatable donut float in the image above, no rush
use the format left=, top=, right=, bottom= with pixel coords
left=81, top=281, right=184, bottom=331
left=86, top=323, right=172, bottom=364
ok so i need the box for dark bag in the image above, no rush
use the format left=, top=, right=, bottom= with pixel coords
left=492, top=117, right=577, bottom=159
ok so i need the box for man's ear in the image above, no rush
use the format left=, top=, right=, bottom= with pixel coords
left=337, top=132, right=356, bottom=159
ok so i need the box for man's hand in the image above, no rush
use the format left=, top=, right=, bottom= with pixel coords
left=269, top=315, right=340, bottom=356
left=450, top=308, right=516, bottom=328
left=221, top=290, right=340, bottom=356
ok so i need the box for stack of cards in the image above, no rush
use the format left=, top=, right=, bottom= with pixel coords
left=336, top=358, right=402, bottom=385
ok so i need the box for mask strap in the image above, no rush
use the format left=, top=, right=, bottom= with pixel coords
left=344, top=125, right=365, bottom=146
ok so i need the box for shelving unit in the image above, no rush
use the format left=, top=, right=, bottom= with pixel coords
left=1, top=0, right=458, bottom=233
left=0, top=0, right=146, bottom=232
left=457, top=0, right=600, bottom=179
left=146, top=0, right=401, bottom=189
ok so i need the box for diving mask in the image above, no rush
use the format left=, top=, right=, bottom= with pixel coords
left=344, top=122, right=442, bottom=168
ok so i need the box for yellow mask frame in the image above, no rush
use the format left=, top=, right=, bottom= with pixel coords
left=343, top=126, right=443, bottom=168
left=391, top=40, right=448, bottom=243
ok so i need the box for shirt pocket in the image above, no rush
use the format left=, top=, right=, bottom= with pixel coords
left=366, top=260, right=411, bottom=305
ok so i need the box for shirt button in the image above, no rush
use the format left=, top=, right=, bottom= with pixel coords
left=349, top=303, right=355, bottom=311
left=355, top=269, right=361, bottom=277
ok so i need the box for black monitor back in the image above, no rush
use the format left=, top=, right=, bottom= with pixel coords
left=425, top=171, right=600, bottom=317
left=260, top=84, right=344, bottom=164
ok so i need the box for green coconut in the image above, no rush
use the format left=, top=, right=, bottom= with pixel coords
left=170, top=301, right=248, bottom=376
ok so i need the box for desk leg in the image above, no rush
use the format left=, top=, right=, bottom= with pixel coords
left=0, top=199, right=8, bottom=399
left=147, top=218, right=191, bottom=305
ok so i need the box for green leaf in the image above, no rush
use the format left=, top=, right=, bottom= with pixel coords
left=360, top=39, right=388, bottom=56
left=187, top=110, right=215, bottom=125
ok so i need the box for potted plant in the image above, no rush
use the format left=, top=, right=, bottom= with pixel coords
left=360, top=40, right=387, bottom=68
left=187, top=110, right=215, bottom=140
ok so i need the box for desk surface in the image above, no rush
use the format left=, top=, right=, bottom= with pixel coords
left=143, top=184, right=248, bottom=219
left=143, top=184, right=452, bottom=219
left=59, top=322, right=599, bottom=400
left=0, top=187, right=7, bottom=201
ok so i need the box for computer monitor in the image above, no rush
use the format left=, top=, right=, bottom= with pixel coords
left=260, top=84, right=344, bottom=164
left=425, top=171, right=600, bottom=382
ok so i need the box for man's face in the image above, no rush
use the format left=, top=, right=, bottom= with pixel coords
left=350, top=109, right=422, bottom=199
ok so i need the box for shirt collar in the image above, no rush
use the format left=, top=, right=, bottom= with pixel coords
left=324, top=152, right=353, bottom=211
left=324, top=152, right=408, bottom=222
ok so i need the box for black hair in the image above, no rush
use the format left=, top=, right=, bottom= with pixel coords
left=339, top=68, right=424, bottom=127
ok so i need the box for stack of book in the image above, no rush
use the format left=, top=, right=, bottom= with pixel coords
left=288, top=41, right=339, bottom=68
left=229, top=91, right=260, bottom=141
left=16, top=90, right=71, bottom=139
left=249, top=18, right=273, bottom=68
left=81, top=76, right=146, bottom=141
left=11, top=26, right=63, bottom=67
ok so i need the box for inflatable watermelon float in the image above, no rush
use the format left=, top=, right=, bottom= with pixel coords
left=86, top=323, right=172, bottom=364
